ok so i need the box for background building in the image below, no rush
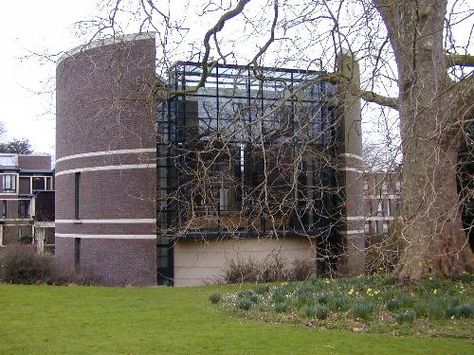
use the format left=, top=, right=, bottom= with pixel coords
left=363, top=171, right=401, bottom=236
left=0, top=154, right=54, bottom=249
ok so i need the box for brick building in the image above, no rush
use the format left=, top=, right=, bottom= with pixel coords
left=0, top=154, right=55, bottom=250
left=55, top=33, right=365, bottom=286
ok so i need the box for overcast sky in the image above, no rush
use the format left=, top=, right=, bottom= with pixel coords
left=0, top=1, right=471, bottom=159
left=0, top=1, right=97, bottom=155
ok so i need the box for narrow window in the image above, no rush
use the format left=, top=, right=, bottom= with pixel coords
left=74, top=237, right=81, bottom=271
left=18, top=200, right=30, bottom=218
left=2, top=200, right=7, bottom=218
left=395, top=181, right=401, bottom=194
left=2, top=174, right=17, bottom=192
left=219, top=186, right=229, bottom=212
left=46, top=177, right=52, bottom=191
left=364, top=222, right=370, bottom=233
left=74, top=172, right=80, bottom=220
left=377, top=200, right=383, bottom=215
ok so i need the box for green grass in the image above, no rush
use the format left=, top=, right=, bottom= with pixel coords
left=0, top=283, right=473, bottom=354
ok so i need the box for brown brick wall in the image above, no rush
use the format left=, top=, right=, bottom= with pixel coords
left=18, top=156, right=51, bottom=170
left=55, top=236, right=156, bottom=286
left=55, top=169, right=156, bottom=220
left=56, top=38, right=156, bottom=158
left=55, top=36, right=157, bottom=286
left=56, top=223, right=155, bottom=235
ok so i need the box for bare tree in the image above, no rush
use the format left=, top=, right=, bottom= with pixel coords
left=74, top=0, right=474, bottom=280
left=373, top=0, right=474, bottom=280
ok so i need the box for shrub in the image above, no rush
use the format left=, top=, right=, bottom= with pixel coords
left=237, top=290, right=253, bottom=298
left=255, top=284, right=270, bottom=295
left=295, top=291, right=314, bottom=307
left=330, top=296, right=351, bottom=311
left=425, top=299, right=446, bottom=319
left=271, top=288, right=287, bottom=304
left=315, top=305, right=330, bottom=320
left=351, top=302, right=375, bottom=320
left=304, top=305, right=317, bottom=317
left=386, top=298, right=403, bottom=311
left=365, top=220, right=404, bottom=274
left=223, top=255, right=315, bottom=283
left=398, top=294, right=414, bottom=308
left=395, top=310, right=416, bottom=324
left=236, top=299, right=252, bottom=310
left=445, top=304, right=474, bottom=319
left=317, top=292, right=331, bottom=305
left=288, top=259, right=316, bottom=281
left=274, top=302, right=289, bottom=313
left=209, top=293, right=222, bottom=304
left=413, top=302, right=427, bottom=317
left=248, top=293, right=259, bottom=304
left=224, top=258, right=262, bottom=283
left=0, top=245, right=95, bottom=286
left=0, top=245, right=54, bottom=284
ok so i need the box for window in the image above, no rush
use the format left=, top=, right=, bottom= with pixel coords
left=74, top=238, right=81, bottom=271
left=2, top=174, right=16, bottom=192
left=386, top=200, right=391, bottom=216
left=364, top=222, right=370, bottom=233
left=381, top=181, right=388, bottom=194
left=18, top=200, right=30, bottom=218
left=19, top=176, right=31, bottom=194
left=377, top=200, right=383, bottom=215
left=46, top=177, right=53, bottom=190
left=1, top=200, right=7, bottom=218
left=219, top=187, right=229, bottom=212
left=74, top=172, right=80, bottom=220
left=0, top=155, right=17, bottom=167
left=395, top=181, right=401, bottom=194
left=32, top=177, right=45, bottom=192
left=18, top=226, right=31, bottom=243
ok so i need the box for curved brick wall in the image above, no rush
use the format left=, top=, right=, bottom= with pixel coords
left=55, top=34, right=157, bottom=286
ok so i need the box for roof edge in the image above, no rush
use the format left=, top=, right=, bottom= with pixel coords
left=58, top=32, right=156, bottom=65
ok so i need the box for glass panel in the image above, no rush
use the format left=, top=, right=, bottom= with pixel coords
left=32, top=177, right=45, bottom=191
left=19, top=177, right=31, bottom=194
left=164, top=62, right=338, bottom=236
left=0, top=155, right=17, bottom=167
left=18, top=200, right=30, bottom=218
left=2, top=174, right=17, bottom=192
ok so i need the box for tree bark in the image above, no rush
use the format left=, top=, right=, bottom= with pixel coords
left=374, top=0, right=474, bottom=280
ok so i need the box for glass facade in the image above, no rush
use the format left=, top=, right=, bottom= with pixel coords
left=158, top=62, right=343, bottom=245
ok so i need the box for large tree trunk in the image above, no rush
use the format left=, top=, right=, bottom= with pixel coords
left=374, top=0, right=474, bottom=280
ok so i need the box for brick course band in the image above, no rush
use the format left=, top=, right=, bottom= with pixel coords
left=56, top=233, right=156, bottom=239
left=56, top=219, right=155, bottom=224
left=55, top=164, right=155, bottom=177
left=56, top=148, right=156, bottom=163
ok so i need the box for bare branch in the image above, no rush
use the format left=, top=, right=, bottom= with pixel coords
left=250, top=0, right=279, bottom=66
left=328, top=73, right=399, bottom=110
left=446, top=54, right=474, bottom=68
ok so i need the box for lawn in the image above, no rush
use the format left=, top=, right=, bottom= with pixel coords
left=0, top=283, right=472, bottom=354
